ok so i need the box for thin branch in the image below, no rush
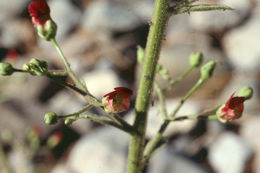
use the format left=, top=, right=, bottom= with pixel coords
left=169, top=4, right=234, bottom=16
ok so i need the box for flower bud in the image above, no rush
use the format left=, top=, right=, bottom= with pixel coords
left=37, top=20, right=57, bottom=41
left=23, top=58, right=48, bottom=76
left=137, top=45, right=145, bottom=64
left=216, top=93, right=245, bottom=123
left=200, top=61, right=216, bottom=81
left=189, top=51, right=203, bottom=67
left=64, top=118, right=74, bottom=126
left=103, top=87, right=133, bottom=113
left=44, top=112, right=58, bottom=125
left=0, top=62, right=15, bottom=76
left=28, top=0, right=57, bottom=41
left=238, top=86, right=253, bottom=100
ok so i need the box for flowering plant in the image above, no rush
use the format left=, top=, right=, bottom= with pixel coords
left=0, top=0, right=253, bottom=173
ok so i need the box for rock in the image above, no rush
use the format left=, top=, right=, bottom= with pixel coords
left=190, top=0, right=251, bottom=31
left=66, top=127, right=128, bottom=173
left=223, top=12, right=260, bottom=71
left=49, top=0, right=82, bottom=40
left=208, top=132, right=253, bottom=173
left=82, top=60, right=122, bottom=98
left=81, top=0, right=142, bottom=33
left=148, top=146, right=209, bottom=173
left=241, top=116, right=260, bottom=173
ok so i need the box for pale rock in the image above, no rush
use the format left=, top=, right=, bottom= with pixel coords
left=83, top=69, right=122, bottom=98
left=241, top=116, right=260, bottom=173
left=208, top=132, right=253, bottom=173
left=190, top=0, right=251, bottom=31
left=148, top=146, right=208, bottom=173
left=82, top=0, right=142, bottom=33
left=224, top=12, right=260, bottom=71
left=67, top=127, right=128, bottom=173
left=49, top=0, right=82, bottom=40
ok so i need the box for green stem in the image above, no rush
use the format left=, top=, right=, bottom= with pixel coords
left=164, top=66, right=194, bottom=93
left=50, top=39, right=101, bottom=106
left=78, top=114, right=133, bottom=134
left=143, top=78, right=205, bottom=164
left=46, top=74, right=87, bottom=96
left=127, top=0, right=169, bottom=172
left=166, top=114, right=217, bottom=121
left=50, top=39, right=88, bottom=92
left=0, top=140, right=13, bottom=173
left=154, top=82, right=168, bottom=119
left=58, top=104, right=94, bottom=118
left=47, top=70, right=68, bottom=76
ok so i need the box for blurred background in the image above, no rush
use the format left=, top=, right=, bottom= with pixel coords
left=0, top=0, right=259, bottom=172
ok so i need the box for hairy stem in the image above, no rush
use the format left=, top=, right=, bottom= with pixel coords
left=127, top=0, right=170, bottom=172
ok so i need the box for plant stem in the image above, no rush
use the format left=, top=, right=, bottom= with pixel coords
left=50, top=39, right=87, bottom=92
left=58, top=104, right=94, bottom=118
left=154, top=82, right=168, bottom=119
left=164, top=66, right=194, bottom=93
left=0, top=140, right=13, bottom=173
left=46, top=74, right=87, bottom=96
left=166, top=114, right=217, bottom=121
left=50, top=39, right=101, bottom=106
left=143, top=78, right=205, bottom=164
left=127, top=0, right=170, bottom=172
left=78, top=114, right=133, bottom=134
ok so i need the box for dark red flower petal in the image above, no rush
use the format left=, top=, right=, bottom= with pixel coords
left=28, top=0, right=51, bottom=25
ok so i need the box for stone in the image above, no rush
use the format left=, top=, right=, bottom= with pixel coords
left=190, top=0, right=251, bottom=31
left=208, top=132, right=253, bottom=173
left=49, top=0, right=82, bottom=40
left=81, top=0, right=142, bottom=33
left=148, top=146, right=208, bottom=173
left=241, top=116, right=260, bottom=173
left=223, top=12, right=260, bottom=71
left=66, top=127, right=128, bottom=173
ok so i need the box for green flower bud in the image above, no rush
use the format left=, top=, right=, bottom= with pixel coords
left=189, top=51, right=203, bottom=67
left=137, top=45, right=145, bottom=64
left=64, top=118, right=74, bottom=126
left=23, top=58, right=48, bottom=76
left=37, top=20, right=57, bottom=41
left=237, top=86, right=253, bottom=100
left=0, top=62, right=15, bottom=76
left=200, top=61, right=216, bottom=81
left=44, top=112, right=58, bottom=125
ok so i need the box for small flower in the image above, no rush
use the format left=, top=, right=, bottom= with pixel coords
left=28, top=0, right=57, bottom=41
left=217, top=93, right=245, bottom=123
left=102, top=87, right=133, bottom=113
left=28, top=0, right=51, bottom=26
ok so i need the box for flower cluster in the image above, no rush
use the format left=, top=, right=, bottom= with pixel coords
left=102, top=87, right=133, bottom=113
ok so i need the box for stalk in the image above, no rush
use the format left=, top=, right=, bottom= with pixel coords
left=126, top=0, right=170, bottom=172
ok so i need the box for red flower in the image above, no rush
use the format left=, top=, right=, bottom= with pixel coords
left=28, top=0, right=51, bottom=26
left=219, top=93, right=245, bottom=122
left=102, top=87, right=133, bottom=113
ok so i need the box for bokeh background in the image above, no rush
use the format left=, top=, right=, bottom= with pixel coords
left=0, top=0, right=260, bottom=173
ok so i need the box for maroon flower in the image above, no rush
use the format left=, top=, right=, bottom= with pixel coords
left=219, top=93, right=245, bottom=122
left=102, top=87, right=133, bottom=113
left=28, top=0, right=51, bottom=26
